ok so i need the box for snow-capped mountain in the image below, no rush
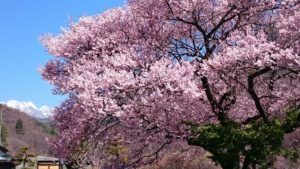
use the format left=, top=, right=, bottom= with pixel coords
left=2, top=100, right=54, bottom=119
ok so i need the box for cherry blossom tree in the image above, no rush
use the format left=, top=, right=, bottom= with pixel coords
left=41, top=0, right=300, bottom=168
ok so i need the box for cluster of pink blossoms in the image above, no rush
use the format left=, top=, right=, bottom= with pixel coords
left=41, top=0, right=299, bottom=165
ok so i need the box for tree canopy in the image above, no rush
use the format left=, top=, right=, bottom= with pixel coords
left=41, top=0, right=300, bottom=168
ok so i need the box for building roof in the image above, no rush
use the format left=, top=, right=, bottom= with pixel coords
left=0, top=146, right=8, bottom=153
left=36, top=156, right=59, bottom=162
left=0, top=146, right=12, bottom=162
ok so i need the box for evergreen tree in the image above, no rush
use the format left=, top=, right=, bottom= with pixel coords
left=15, top=118, right=24, bottom=135
left=1, top=123, right=8, bottom=147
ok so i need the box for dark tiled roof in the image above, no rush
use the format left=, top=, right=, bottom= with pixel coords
left=36, top=156, right=59, bottom=162
left=0, top=146, right=8, bottom=153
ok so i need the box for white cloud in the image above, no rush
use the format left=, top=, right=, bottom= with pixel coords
left=3, top=100, right=54, bottom=119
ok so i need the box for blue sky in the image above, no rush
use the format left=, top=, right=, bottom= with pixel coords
left=0, top=0, right=125, bottom=107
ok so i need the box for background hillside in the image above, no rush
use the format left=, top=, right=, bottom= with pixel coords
left=0, top=104, right=55, bottom=156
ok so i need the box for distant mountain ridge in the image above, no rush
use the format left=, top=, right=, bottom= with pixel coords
left=0, top=104, right=54, bottom=156
left=1, top=100, right=54, bottom=119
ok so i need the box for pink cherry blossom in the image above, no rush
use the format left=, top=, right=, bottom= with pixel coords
left=41, top=0, right=300, bottom=166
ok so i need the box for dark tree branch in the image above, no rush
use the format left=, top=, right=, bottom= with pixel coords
left=201, top=76, right=228, bottom=123
left=126, top=142, right=169, bottom=167
left=242, top=115, right=262, bottom=125
left=207, top=5, right=237, bottom=38
left=247, top=67, right=272, bottom=123
left=219, top=88, right=233, bottom=106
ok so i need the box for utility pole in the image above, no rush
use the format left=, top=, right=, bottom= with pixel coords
left=0, top=104, right=2, bottom=146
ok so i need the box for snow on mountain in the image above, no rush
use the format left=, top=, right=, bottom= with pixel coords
left=2, top=100, right=54, bottom=119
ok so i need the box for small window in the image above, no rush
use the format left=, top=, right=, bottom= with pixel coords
left=38, top=166, right=49, bottom=169
left=38, top=165, right=60, bottom=169
left=50, top=166, right=59, bottom=169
